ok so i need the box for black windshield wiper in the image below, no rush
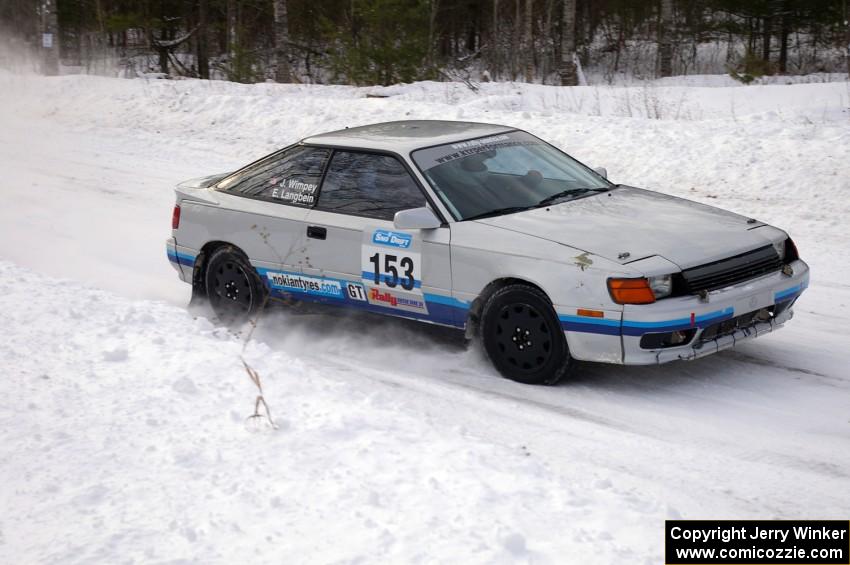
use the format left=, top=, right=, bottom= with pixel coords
left=463, top=206, right=533, bottom=221
left=462, top=187, right=612, bottom=221
left=536, top=187, right=608, bottom=208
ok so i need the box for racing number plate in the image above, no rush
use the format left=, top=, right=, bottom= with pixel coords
left=360, top=228, right=428, bottom=314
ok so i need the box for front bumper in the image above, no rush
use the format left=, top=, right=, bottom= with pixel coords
left=619, top=259, right=809, bottom=365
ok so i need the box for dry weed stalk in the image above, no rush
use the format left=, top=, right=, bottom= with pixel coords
left=240, top=294, right=278, bottom=430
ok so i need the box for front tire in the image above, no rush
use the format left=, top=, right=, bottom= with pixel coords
left=204, top=245, right=267, bottom=322
left=479, top=284, right=571, bottom=385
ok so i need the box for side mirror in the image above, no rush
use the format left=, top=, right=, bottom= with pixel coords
left=594, top=167, right=608, bottom=179
left=393, top=207, right=441, bottom=230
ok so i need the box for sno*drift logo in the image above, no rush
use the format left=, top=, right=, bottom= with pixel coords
left=372, top=230, right=412, bottom=249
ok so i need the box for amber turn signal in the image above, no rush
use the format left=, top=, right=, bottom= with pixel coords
left=607, top=277, right=656, bottom=305
left=577, top=308, right=604, bottom=318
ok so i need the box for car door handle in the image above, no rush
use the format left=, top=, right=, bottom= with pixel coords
left=307, top=226, right=327, bottom=240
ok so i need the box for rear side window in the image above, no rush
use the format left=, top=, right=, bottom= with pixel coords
left=317, top=151, right=426, bottom=220
left=217, top=146, right=330, bottom=207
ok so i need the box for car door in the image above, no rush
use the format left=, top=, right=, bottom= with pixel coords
left=205, top=145, right=330, bottom=291
left=299, top=149, right=457, bottom=326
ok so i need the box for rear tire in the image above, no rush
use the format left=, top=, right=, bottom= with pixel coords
left=204, top=245, right=267, bottom=323
left=479, top=284, right=571, bottom=385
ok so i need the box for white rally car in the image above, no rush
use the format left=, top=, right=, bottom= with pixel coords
left=167, top=120, right=809, bottom=384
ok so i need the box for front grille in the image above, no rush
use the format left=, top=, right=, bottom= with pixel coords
left=679, top=245, right=782, bottom=294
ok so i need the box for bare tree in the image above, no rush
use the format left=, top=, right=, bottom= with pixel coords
left=845, top=0, right=850, bottom=77
left=762, top=11, right=772, bottom=64
left=778, top=2, right=790, bottom=73
left=491, top=0, right=500, bottom=78
left=273, top=0, right=291, bottom=82
left=524, top=0, right=533, bottom=82
left=541, top=0, right=554, bottom=81
left=13, top=0, right=850, bottom=87
left=227, top=0, right=237, bottom=62
left=151, top=27, right=199, bottom=76
left=559, top=0, right=577, bottom=85
left=658, top=0, right=674, bottom=77
left=197, top=0, right=209, bottom=79
left=512, top=0, right=520, bottom=79
left=427, top=0, right=439, bottom=73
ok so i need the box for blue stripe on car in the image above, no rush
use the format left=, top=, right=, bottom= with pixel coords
left=558, top=315, right=622, bottom=336
left=422, top=293, right=471, bottom=311
left=559, top=308, right=735, bottom=337
left=262, top=286, right=465, bottom=327
left=253, top=266, right=466, bottom=328
left=173, top=254, right=806, bottom=338
left=775, top=279, right=808, bottom=302
left=773, top=273, right=809, bottom=303
left=167, top=249, right=196, bottom=267
left=360, top=271, right=422, bottom=289
left=620, top=308, right=734, bottom=336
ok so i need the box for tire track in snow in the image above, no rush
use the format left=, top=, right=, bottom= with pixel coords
left=242, top=307, right=850, bottom=521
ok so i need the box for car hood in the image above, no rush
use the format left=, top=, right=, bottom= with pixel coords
left=474, top=186, right=775, bottom=269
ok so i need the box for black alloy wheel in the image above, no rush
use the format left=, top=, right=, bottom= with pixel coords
left=480, top=284, right=571, bottom=385
left=204, top=245, right=266, bottom=322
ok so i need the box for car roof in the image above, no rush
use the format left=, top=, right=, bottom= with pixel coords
left=301, top=120, right=515, bottom=154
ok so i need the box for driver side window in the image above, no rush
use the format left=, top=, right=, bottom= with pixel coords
left=317, top=151, right=426, bottom=220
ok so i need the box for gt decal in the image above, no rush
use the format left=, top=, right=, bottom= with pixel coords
left=345, top=282, right=368, bottom=302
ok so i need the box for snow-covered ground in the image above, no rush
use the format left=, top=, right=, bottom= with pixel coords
left=1, top=71, right=848, bottom=564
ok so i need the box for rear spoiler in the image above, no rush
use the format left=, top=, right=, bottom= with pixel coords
left=174, top=172, right=230, bottom=205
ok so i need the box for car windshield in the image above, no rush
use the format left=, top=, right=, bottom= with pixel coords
left=411, top=130, right=612, bottom=221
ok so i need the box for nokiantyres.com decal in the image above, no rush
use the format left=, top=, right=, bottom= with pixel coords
left=265, top=271, right=343, bottom=299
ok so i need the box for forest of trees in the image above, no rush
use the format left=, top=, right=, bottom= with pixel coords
left=2, top=0, right=849, bottom=86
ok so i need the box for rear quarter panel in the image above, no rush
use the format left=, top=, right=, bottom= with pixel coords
left=175, top=190, right=310, bottom=273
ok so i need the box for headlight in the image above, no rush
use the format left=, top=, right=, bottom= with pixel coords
left=648, top=274, right=673, bottom=299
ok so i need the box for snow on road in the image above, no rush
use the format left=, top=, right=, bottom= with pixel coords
left=1, top=71, right=849, bottom=564
left=3, top=261, right=658, bottom=564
